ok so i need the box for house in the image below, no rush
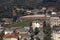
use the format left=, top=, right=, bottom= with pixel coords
left=3, top=34, right=18, bottom=40
left=47, top=6, right=56, bottom=11
left=4, top=29, right=13, bottom=35
left=31, top=9, right=40, bottom=15
left=15, top=27, right=31, bottom=40
left=0, top=27, right=4, bottom=33
left=21, top=15, right=50, bottom=20
left=50, top=16, right=60, bottom=27
left=52, top=26, right=60, bottom=40
left=2, top=18, right=13, bottom=25
left=57, top=11, right=60, bottom=17
left=26, top=10, right=32, bottom=14
left=32, top=21, right=41, bottom=30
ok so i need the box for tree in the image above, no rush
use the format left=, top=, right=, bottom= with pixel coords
left=29, top=22, right=40, bottom=40
left=34, top=27, right=40, bottom=35
left=0, top=32, right=4, bottom=40
left=43, top=21, right=46, bottom=34
left=29, top=22, right=34, bottom=40
left=43, top=21, right=52, bottom=40
left=48, top=11, right=52, bottom=15
left=13, top=16, right=17, bottom=22
left=36, top=37, right=40, bottom=40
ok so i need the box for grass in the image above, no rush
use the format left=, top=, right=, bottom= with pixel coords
left=10, top=20, right=32, bottom=27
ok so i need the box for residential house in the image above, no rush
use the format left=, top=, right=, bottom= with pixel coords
left=26, top=10, right=32, bottom=15
left=3, top=34, right=18, bottom=40
left=57, top=11, right=60, bottom=17
left=0, top=27, right=4, bottom=33
left=52, top=26, right=60, bottom=40
left=15, top=27, right=31, bottom=40
left=4, top=29, right=13, bottom=35
left=50, top=16, right=60, bottom=27
left=21, top=15, right=50, bottom=20
left=47, top=6, right=56, bottom=11
left=32, top=21, right=41, bottom=30
left=31, top=9, right=40, bottom=15
left=2, top=18, right=13, bottom=25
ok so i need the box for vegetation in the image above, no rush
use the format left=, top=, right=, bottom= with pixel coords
left=0, top=32, right=4, bottom=40
left=29, top=22, right=40, bottom=40
left=34, top=27, right=40, bottom=35
left=36, top=37, right=40, bottom=40
left=43, top=21, right=52, bottom=40
left=10, top=20, right=32, bottom=27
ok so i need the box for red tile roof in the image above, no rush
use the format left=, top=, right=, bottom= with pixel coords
left=3, top=34, right=18, bottom=39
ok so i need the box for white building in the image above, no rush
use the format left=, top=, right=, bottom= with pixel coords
left=52, top=27, right=60, bottom=40
left=32, top=21, right=41, bottom=30
left=4, top=29, right=13, bottom=35
left=51, top=12, right=57, bottom=15
left=50, top=17, right=60, bottom=27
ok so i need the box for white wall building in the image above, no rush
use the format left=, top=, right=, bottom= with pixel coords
left=32, top=21, right=43, bottom=30
left=3, top=38, right=18, bottom=40
left=4, top=30, right=13, bottom=35
left=50, top=17, right=60, bottom=27
left=52, top=30, right=60, bottom=40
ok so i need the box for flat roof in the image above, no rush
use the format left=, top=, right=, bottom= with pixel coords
left=21, top=15, right=50, bottom=20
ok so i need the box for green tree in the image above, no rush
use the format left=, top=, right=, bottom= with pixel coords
left=0, top=33, right=4, bottom=40
left=36, top=37, right=40, bottom=40
left=29, top=22, right=40, bottom=40
left=29, top=22, right=34, bottom=40
left=34, top=27, right=40, bottom=35
left=43, top=21, right=52, bottom=40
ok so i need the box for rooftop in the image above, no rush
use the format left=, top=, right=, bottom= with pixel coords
left=3, top=34, right=18, bottom=38
left=21, top=15, right=50, bottom=20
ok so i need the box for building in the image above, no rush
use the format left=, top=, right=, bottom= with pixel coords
left=21, top=15, right=50, bottom=29
left=32, top=21, right=43, bottom=30
left=57, top=11, right=60, bottom=17
left=4, top=29, right=13, bottom=35
left=3, top=34, right=18, bottom=40
left=21, top=15, right=50, bottom=20
left=15, top=27, right=31, bottom=40
left=52, top=26, right=60, bottom=40
left=2, top=18, right=13, bottom=24
left=47, top=6, right=56, bottom=11
left=50, top=16, right=60, bottom=27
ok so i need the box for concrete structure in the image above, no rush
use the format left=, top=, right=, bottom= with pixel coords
left=21, top=15, right=50, bottom=29
left=4, top=29, right=13, bottom=35
left=21, top=15, right=50, bottom=20
left=32, top=21, right=43, bottom=30
left=2, top=18, right=13, bottom=24
left=51, top=12, right=57, bottom=15
left=47, top=6, right=56, bottom=11
left=52, top=31, right=60, bottom=40
left=15, top=27, right=31, bottom=40
left=50, top=17, right=60, bottom=27
left=52, top=26, right=60, bottom=40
